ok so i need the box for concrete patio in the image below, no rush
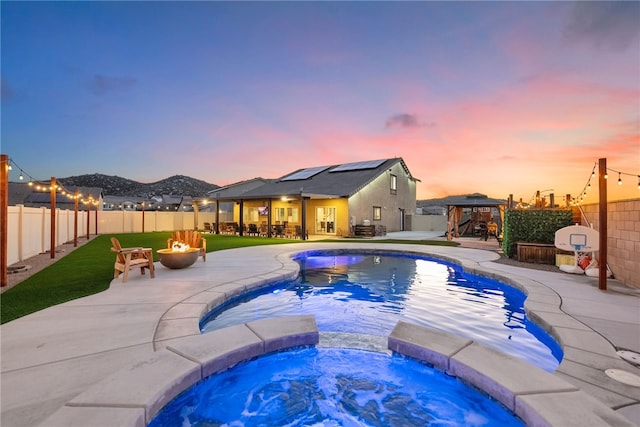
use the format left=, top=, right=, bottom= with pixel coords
left=1, top=234, right=639, bottom=426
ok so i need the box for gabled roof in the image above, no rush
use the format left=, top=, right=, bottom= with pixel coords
left=206, top=178, right=273, bottom=199
left=237, top=158, right=416, bottom=199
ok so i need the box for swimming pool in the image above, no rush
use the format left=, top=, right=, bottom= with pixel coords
left=149, top=347, right=525, bottom=427
left=201, top=251, right=562, bottom=372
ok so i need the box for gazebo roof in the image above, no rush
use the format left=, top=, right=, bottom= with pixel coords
left=443, top=193, right=506, bottom=207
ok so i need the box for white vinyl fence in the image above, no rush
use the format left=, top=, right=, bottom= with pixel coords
left=6, top=206, right=219, bottom=265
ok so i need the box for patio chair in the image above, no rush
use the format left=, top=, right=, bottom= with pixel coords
left=248, top=224, right=259, bottom=236
left=110, top=237, right=155, bottom=283
left=487, top=221, right=498, bottom=242
left=168, top=230, right=207, bottom=262
left=294, top=225, right=307, bottom=239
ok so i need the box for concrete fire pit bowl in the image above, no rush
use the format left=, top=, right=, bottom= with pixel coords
left=157, top=248, right=200, bottom=269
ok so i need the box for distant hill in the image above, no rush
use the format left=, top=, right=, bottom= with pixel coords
left=58, top=173, right=220, bottom=197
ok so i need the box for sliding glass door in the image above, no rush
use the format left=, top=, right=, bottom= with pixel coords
left=315, top=207, right=336, bottom=234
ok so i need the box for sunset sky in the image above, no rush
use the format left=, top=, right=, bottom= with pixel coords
left=2, top=1, right=639, bottom=203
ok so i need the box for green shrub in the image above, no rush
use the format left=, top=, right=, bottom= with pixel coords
left=502, top=209, right=574, bottom=257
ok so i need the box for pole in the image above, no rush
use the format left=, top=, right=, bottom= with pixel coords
left=86, top=194, right=91, bottom=240
left=215, top=194, right=220, bottom=234
left=1, top=154, right=8, bottom=287
left=598, top=158, right=608, bottom=291
left=74, top=188, right=79, bottom=247
left=193, top=200, right=199, bottom=231
left=94, top=200, right=98, bottom=235
left=50, top=177, right=56, bottom=259
left=142, top=201, right=145, bottom=233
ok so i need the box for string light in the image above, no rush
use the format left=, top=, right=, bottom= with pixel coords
left=5, top=156, right=88, bottom=200
left=571, top=161, right=639, bottom=206
left=607, top=167, right=638, bottom=189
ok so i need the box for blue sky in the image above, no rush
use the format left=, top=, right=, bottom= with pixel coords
left=2, top=1, right=639, bottom=202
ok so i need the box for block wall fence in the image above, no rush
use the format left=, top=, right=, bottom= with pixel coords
left=580, top=198, right=640, bottom=288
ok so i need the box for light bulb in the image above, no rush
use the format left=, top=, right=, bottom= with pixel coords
left=618, top=173, right=622, bottom=185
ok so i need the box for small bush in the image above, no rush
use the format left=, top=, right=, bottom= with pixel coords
left=502, top=209, right=574, bottom=257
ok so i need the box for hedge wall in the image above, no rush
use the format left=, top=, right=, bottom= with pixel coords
left=502, top=209, right=574, bottom=258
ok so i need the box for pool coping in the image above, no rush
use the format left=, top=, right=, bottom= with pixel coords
left=35, top=245, right=639, bottom=426
left=39, top=316, right=634, bottom=427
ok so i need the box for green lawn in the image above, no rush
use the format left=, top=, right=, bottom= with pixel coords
left=1, top=233, right=456, bottom=324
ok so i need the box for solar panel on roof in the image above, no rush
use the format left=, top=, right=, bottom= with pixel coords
left=280, top=166, right=330, bottom=181
left=329, top=159, right=386, bottom=172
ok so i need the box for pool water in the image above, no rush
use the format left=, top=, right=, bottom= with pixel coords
left=149, top=347, right=525, bottom=427
left=201, top=252, right=562, bottom=372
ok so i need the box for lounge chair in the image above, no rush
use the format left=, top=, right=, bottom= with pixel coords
left=167, top=230, right=206, bottom=262
left=111, top=237, right=155, bottom=283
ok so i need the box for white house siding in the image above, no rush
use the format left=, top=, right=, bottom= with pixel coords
left=348, top=161, right=417, bottom=233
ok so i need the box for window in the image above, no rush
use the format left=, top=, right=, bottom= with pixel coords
left=274, top=207, right=286, bottom=222
left=390, top=174, right=397, bottom=195
left=373, top=206, right=382, bottom=221
left=243, top=207, right=260, bottom=223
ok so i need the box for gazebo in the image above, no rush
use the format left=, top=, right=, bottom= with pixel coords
left=444, top=193, right=507, bottom=240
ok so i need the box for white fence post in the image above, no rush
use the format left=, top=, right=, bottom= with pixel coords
left=6, top=208, right=217, bottom=265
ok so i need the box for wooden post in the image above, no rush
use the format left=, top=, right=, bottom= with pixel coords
left=50, top=177, right=56, bottom=259
left=86, top=194, right=91, bottom=240
left=74, top=188, right=79, bottom=247
left=535, top=190, right=541, bottom=208
left=1, top=154, right=8, bottom=287
left=549, top=193, right=555, bottom=208
left=94, top=200, right=98, bottom=235
left=598, top=158, right=608, bottom=291
left=507, top=194, right=513, bottom=209
left=141, top=201, right=145, bottom=233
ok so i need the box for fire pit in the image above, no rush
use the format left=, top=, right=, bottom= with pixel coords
left=157, top=242, right=200, bottom=269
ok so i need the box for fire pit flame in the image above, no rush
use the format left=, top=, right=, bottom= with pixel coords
left=171, top=241, right=191, bottom=252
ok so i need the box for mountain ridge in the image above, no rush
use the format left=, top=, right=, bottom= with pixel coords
left=58, top=173, right=220, bottom=197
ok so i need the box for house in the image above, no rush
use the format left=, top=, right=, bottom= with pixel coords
left=8, top=182, right=104, bottom=211
left=206, top=158, right=419, bottom=238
